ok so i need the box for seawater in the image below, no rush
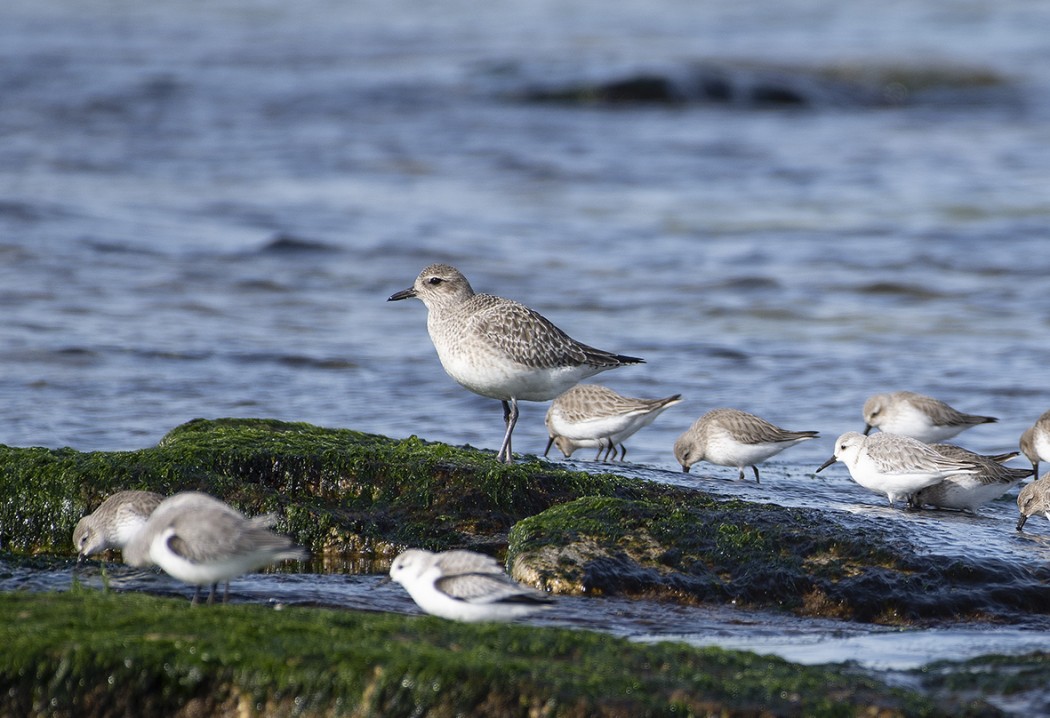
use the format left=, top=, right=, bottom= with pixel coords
left=2, top=0, right=1050, bottom=705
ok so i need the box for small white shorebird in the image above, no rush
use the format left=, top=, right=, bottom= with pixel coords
left=909, top=444, right=1032, bottom=513
left=544, top=384, right=682, bottom=461
left=1017, top=472, right=1050, bottom=532
left=123, top=491, right=307, bottom=605
left=386, top=548, right=553, bottom=622
left=861, top=390, right=996, bottom=443
left=672, top=408, right=818, bottom=482
left=816, top=431, right=979, bottom=508
left=389, top=264, right=643, bottom=463
left=73, top=490, right=165, bottom=559
left=1019, top=410, right=1050, bottom=478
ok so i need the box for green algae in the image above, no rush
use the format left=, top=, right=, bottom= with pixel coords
left=507, top=496, right=1050, bottom=624
left=0, top=418, right=644, bottom=557
left=0, top=589, right=974, bottom=718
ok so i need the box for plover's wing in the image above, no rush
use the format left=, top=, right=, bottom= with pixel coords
left=470, top=295, right=641, bottom=370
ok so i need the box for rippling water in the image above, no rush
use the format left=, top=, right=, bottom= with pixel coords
left=3, top=0, right=1050, bottom=703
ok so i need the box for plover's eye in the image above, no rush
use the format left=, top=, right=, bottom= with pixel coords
left=427, top=277, right=444, bottom=285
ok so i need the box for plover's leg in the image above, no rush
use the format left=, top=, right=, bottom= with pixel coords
left=498, top=399, right=519, bottom=463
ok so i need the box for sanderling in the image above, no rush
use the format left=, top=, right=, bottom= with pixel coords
left=909, top=444, right=1032, bottom=512
left=73, top=490, right=165, bottom=559
left=1017, top=472, right=1050, bottom=532
left=1020, top=410, right=1050, bottom=478
left=389, top=264, right=642, bottom=463
left=816, top=431, right=978, bottom=508
left=861, top=391, right=996, bottom=443
left=672, top=408, right=818, bottom=482
left=386, top=548, right=553, bottom=622
left=123, top=491, right=306, bottom=605
left=544, top=384, right=682, bottom=461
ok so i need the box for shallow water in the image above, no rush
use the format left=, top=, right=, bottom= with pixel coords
left=3, top=0, right=1050, bottom=708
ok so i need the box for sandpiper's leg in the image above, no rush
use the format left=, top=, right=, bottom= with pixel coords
left=191, top=585, right=202, bottom=606
left=751, top=466, right=761, bottom=484
left=617, top=444, right=627, bottom=461
left=738, top=468, right=746, bottom=481
left=594, top=445, right=603, bottom=461
left=498, top=399, right=518, bottom=463
left=207, top=583, right=219, bottom=605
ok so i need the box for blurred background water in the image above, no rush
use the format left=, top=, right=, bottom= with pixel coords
left=3, top=0, right=1050, bottom=698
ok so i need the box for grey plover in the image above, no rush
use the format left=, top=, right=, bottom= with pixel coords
left=122, top=491, right=306, bottom=605
left=1017, top=472, right=1050, bottom=532
left=544, top=384, right=682, bottom=461
left=386, top=548, right=552, bottom=622
left=816, top=431, right=978, bottom=508
left=73, top=490, right=165, bottom=559
left=909, top=444, right=1032, bottom=512
left=1020, top=410, right=1050, bottom=478
left=861, top=390, right=996, bottom=443
left=672, top=408, right=818, bottom=482
left=389, top=264, right=643, bottom=463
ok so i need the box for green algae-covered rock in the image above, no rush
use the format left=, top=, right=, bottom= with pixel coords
left=0, top=418, right=646, bottom=557
left=0, top=589, right=983, bottom=718
left=508, top=495, right=1050, bottom=624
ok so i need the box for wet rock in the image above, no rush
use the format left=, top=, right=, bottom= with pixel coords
left=0, top=417, right=646, bottom=558
left=0, top=590, right=988, bottom=718
left=509, top=495, right=1050, bottom=625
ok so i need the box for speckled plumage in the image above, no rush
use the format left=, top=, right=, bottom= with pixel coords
left=123, top=491, right=306, bottom=604
left=73, top=490, right=165, bottom=557
left=816, top=431, right=978, bottom=507
left=389, top=264, right=642, bottom=463
left=544, top=384, right=682, bottom=461
left=910, top=444, right=1033, bottom=512
left=672, top=408, right=818, bottom=482
left=1017, top=472, right=1050, bottom=532
left=1019, top=410, right=1050, bottom=478
left=861, top=391, right=996, bottom=443
left=388, top=548, right=553, bottom=622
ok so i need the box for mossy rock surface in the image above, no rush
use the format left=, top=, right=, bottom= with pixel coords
left=0, top=589, right=990, bottom=718
left=508, top=495, right=1050, bottom=624
left=0, top=418, right=650, bottom=557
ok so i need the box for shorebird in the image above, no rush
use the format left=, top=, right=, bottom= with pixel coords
left=909, top=444, right=1032, bottom=512
left=389, top=264, right=643, bottom=463
left=861, top=391, right=996, bottom=444
left=123, top=491, right=306, bottom=605
left=386, top=548, right=552, bottom=622
left=544, top=384, right=682, bottom=461
left=672, top=408, right=818, bottom=482
left=1017, top=473, right=1050, bottom=532
left=73, top=490, right=165, bottom=559
left=1019, top=410, right=1050, bottom=478
left=816, top=431, right=978, bottom=508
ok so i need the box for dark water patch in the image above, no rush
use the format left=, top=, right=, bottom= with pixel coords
left=855, top=281, right=953, bottom=300
left=518, top=60, right=1015, bottom=110
left=258, top=233, right=339, bottom=254
left=230, top=352, right=358, bottom=371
